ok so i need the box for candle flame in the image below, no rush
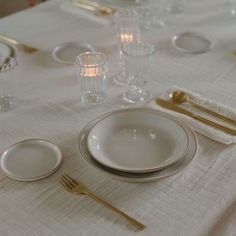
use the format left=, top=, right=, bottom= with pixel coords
left=80, top=65, right=102, bottom=77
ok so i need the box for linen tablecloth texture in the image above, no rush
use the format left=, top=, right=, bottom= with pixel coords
left=0, top=0, right=236, bottom=236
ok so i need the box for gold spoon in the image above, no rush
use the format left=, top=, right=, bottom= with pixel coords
left=169, top=90, right=236, bottom=126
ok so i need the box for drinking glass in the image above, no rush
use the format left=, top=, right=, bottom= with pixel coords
left=0, top=57, right=18, bottom=112
left=122, top=42, right=156, bottom=103
left=75, top=52, right=108, bottom=104
left=114, top=9, right=140, bottom=85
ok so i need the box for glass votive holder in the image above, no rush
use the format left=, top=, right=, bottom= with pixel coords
left=114, top=9, right=140, bottom=47
left=75, top=52, right=108, bottom=104
left=0, top=57, right=18, bottom=112
left=114, top=9, right=140, bottom=85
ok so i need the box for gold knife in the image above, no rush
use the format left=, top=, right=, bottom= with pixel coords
left=155, top=98, right=236, bottom=136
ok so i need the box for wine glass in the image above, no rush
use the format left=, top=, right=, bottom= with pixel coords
left=114, top=9, right=140, bottom=85
left=122, top=42, right=156, bottom=103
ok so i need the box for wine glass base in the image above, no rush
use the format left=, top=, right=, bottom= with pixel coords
left=114, top=72, right=129, bottom=85
left=123, top=89, right=151, bottom=103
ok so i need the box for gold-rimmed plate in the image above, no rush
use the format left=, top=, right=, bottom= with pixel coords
left=52, top=41, right=95, bottom=65
left=87, top=109, right=189, bottom=173
left=77, top=110, right=198, bottom=182
left=171, top=31, right=213, bottom=54
left=0, top=139, right=62, bottom=181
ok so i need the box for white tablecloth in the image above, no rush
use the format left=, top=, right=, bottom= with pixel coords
left=0, top=0, right=236, bottom=235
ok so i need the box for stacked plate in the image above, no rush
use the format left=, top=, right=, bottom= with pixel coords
left=77, top=108, right=198, bottom=182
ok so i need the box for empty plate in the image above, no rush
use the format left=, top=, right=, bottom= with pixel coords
left=171, top=31, right=212, bottom=53
left=78, top=111, right=198, bottom=182
left=87, top=109, right=189, bottom=173
left=52, top=41, right=95, bottom=64
left=0, top=139, right=62, bottom=181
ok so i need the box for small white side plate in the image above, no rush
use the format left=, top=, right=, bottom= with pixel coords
left=0, top=139, right=62, bottom=181
left=171, top=32, right=212, bottom=53
left=87, top=109, right=189, bottom=173
left=52, top=42, right=95, bottom=65
left=0, top=41, right=13, bottom=57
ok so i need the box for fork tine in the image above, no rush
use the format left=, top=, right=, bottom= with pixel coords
left=64, top=173, right=79, bottom=185
left=61, top=174, right=77, bottom=188
left=58, top=178, right=73, bottom=192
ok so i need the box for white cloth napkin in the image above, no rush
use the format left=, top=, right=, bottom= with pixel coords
left=148, top=86, right=236, bottom=145
left=60, top=0, right=113, bottom=25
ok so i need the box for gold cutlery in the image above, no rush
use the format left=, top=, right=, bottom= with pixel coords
left=72, top=0, right=117, bottom=16
left=155, top=98, right=236, bottom=136
left=0, top=34, right=38, bottom=53
left=59, top=174, right=146, bottom=230
left=170, top=90, right=236, bottom=126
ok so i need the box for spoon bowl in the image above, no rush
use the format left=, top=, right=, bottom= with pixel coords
left=169, top=90, right=236, bottom=126
left=169, top=90, right=189, bottom=104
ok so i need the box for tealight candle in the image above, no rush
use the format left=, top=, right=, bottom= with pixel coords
left=114, top=9, right=140, bottom=84
left=80, top=65, right=102, bottom=77
left=75, top=52, right=107, bottom=104
left=119, top=33, right=134, bottom=43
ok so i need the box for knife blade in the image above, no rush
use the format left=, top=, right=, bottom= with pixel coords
left=155, top=98, right=236, bottom=136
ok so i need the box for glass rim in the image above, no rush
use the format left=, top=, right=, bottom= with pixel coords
left=75, top=52, right=108, bottom=67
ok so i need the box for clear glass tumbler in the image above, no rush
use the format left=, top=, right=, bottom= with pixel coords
left=114, top=9, right=140, bottom=85
left=0, top=57, right=18, bottom=112
left=122, top=42, right=156, bottom=104
left=75, top=52, right=108, bottom=104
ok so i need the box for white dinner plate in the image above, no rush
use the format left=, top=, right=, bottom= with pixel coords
left=87, top=109, right=189, bottom=173
left=171, top=31, right=212, bottom=54
left=0, top=139, right=62, bottom=181
left=77, top=111, right=198, bottom=182
left=0, top=41, right=15, bottom=57
left=52, top=41, right=95, bottom=65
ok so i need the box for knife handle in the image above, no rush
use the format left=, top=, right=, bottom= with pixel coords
left=189, top=101, right=236, bottom=126
left=192, top=113, right=236, bottom=136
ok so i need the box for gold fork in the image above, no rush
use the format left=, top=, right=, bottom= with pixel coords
left=0, top=34, right=39, bottom=53
left=59, top=174, right=146, bottom=230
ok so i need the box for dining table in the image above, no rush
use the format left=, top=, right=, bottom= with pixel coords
left=0, top=0, right=236, bottom=235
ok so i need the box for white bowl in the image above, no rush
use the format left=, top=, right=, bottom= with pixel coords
left=87, top=109, right=189, bottom=173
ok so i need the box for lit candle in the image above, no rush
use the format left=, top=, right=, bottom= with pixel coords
left=120, top=33, right=134, bottom=43
left=80, top=65, right=102, bottom=77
